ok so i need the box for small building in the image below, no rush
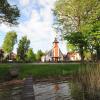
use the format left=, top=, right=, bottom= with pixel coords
left=66, top=52, right=81, bottom=61
left=0, top=48, right=17, bottom=62
left=5, top=52, right=17, bottom=62
left=41, top=38, right=64, bottom=62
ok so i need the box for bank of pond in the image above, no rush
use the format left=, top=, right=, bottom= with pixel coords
left=0, top=63, right=80, bottom=82
left=0, top=63, right=100, bottom=100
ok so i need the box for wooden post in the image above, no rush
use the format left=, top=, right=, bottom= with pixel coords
left=21, top=76, right=35, bottom=100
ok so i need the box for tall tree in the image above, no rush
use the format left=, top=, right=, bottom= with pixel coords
left=2, top=31, right=17, bottom=53
left=17, top=36, right=30, bottom=61
left=26, top=48, right=36, bottom=62
left=0, top=0, right=20, bottom=25
left=36, top=50, right=44, bottom=61
left=54, top=0, right=100, bottom=62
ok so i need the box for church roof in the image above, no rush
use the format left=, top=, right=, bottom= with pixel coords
left=44, top=48, right=63, bottom=58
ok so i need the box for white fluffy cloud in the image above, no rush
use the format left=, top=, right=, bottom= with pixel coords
left=19, top=0, right=30, bottom=7
left=16, top=0, right=56, bottom=51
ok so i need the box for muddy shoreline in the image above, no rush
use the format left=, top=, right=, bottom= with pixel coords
left=0, top=76, right=72, bottom=88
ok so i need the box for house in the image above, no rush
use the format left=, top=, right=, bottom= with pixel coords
left=0, top=48, right=17, bottom=62
left=66, top=52, right=81, bottom=61
left=41, top=38, right=64, bottom=62
left=6, top=52, right=17, bottom=61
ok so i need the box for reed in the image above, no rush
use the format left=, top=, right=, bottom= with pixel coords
left=71, top=63, right=100, bottom=100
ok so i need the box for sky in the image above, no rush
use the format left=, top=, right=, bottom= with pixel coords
left=0, top=0, right=67, bottom=54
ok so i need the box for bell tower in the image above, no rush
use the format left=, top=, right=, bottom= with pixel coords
left=52, top=38, right=60, bottom=62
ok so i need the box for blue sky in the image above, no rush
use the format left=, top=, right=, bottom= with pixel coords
left=0, top=0, right=67, bottom=54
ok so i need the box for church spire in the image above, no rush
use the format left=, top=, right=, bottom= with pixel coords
left=53, top=37, right=59, bottom=43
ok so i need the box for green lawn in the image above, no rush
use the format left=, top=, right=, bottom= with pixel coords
left=0, top=63, right=81, bottom=81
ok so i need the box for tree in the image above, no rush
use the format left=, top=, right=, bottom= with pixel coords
left=17, top=36, right=30, bottom=62
left=67, top=43, right=78, bottom=52
left=0, top=0, right=20, bottom=25
left=2, top=31, right=17, bottom=53
left=0, top=49, right=4, bottom=62
left=36, top=50, right=44, bottom=61
left=65, top=32, right=88, bottom=61
left=54, top=0, right=100, bottom=62
left=26, top=48, right=36, bottom=62
left=81, top=20, right=100, bottom=61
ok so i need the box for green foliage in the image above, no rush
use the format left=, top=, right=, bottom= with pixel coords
left=0, top=0, right=20, bottom=25
left=67, top=43, right=77, bottom=52
left=36, top=50, right=44, bottom=61
left=54, top=0, right=100, bottom=30
left=84, top=51, right=91, bottom=61
left=15, top=54, right=20, bottom=62
left=2, top=31, right=17, bottom=53
left=17, top=36, right=30, bottom=62
left=26, top=48, right=36, bottom=62
left=54, top=0, right=100, bottom=61
left=81, top=20, right=100, bottom=61
left=65, top=32, right=88, bottom=47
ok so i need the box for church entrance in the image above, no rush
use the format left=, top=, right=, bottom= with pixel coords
left=52, top=57, right=60, bottom=63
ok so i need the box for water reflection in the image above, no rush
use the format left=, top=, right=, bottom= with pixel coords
left=33, top=81, right=73, bottom=100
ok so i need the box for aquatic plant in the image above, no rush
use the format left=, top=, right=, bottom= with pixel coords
left=71, top=63, right=100, bottom=100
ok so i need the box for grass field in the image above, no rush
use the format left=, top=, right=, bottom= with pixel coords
left=0, top=63, right=81, bottom=81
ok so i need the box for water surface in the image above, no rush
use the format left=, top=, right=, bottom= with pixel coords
left=0, top=81, right=73, bottom=100
left=33, top=81, right=73, bottom=100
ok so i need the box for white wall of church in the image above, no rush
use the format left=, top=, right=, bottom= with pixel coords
left=41, top=55, right=52, bottom=62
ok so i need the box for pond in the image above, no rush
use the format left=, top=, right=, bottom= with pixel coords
left=0, top=81, right=73, bottom=100
left=33, top=81, right=73, bottom=100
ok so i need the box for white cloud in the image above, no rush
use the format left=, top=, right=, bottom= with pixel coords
left=0, top=24, right=11, bottom=33
left=39, top=0, right=56, bottom=8
left=16, top=8, right=55, bottom=50
left=20, top=0, right=30, bottom=7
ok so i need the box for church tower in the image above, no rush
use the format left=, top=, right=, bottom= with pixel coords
left=52, top=38, right=60, bottom=62
left=41, top=37, right=64, bottom=62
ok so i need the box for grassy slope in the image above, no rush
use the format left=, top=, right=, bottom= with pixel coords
left=0, top=63, right=80, bottom=80
left=0, top=64, right=12, bottom=80
left=19, top=63, right=80, bottom=78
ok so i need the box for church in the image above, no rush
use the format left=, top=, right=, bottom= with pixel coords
left=41, top=38, right=64, bottom=62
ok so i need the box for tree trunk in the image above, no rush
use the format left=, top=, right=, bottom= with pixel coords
left=96, top=46, right=100, bottom=62
left=79, top=45, right=84, bottom=63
